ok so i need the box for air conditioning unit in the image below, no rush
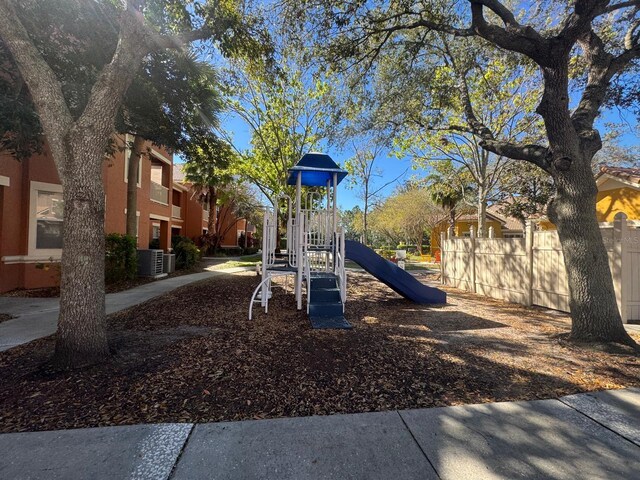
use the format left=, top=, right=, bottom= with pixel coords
left=163, top=253, right=175, bottom=274
left=137, top=249, right=164, bottom=277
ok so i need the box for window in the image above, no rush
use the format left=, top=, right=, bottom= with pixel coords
left=124, top=134, right=142, bottom=187
left=150, top=163, right=163, bottom=185
left=504, top=232, right=524, bottom=239
left=152, top=224, right=161, bottom=239
left=36, top=191, right=64, bottom=248
left=29, top=181, right=64, bottom=256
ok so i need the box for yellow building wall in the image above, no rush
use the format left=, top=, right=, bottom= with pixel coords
left=538, top=186, right=639, bottom=230
left=595, top=187, right=640, bottom=221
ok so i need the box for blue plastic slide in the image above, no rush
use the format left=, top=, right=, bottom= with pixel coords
left=344, top=240, right=446, bottom=304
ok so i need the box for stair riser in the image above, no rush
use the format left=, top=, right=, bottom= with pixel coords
left=310, top=278, right=338, bottom=289
left=309, top=303, right=344, bottom=318
left=310, top=289, right=341, bottom=303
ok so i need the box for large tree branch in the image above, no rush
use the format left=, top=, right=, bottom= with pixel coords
left=469, top=1, right=550, bottom=64
left=150, top=27, right=212, bottom=51
left=556, top=0, right=610, bottom=49
left=0, top=0, right=73, bottom=171
left=74, top=8, right=148, bottom=151
left=478, top=139, right=550, bottom=169
left=605, top=0, right=640, bottom=13
left=573, top=26, right=640, bottom=141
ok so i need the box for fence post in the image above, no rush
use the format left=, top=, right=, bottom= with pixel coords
left=525, top=220, right=534, bottom=307
left=613, top=213, right=629, bottom=323
left=440, top=231, right=446, bottom=285
left=469, top=226, right=477, bottom=293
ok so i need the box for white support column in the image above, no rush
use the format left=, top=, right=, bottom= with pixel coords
left=488, top=226, right=495, bottom=238
left=296, top=172, right=303, bottom=310
left=613, top=213, right=629, bottom=323
left=440, top=232, right=446, bottom=285
left=469, top=226, right=476, bottom=293
left=332, top=172, right=338, bottom=237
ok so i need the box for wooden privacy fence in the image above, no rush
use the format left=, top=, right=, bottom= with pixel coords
left=440, top=213, right=640, bottom=323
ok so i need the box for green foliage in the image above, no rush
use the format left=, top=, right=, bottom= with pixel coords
left=0, top=0, right=272, bottom=160
left=174, top=238, right=201, bottom=270
left=0, top=41, right=43, bottom=159
left=496, top=163, right=554, bottom=226
left=369, top=185, right=444, bottom=251
left=105, top=234, right=137, bottom=284
left=222, top=59, right=332, bottom=205
left=171, top=235, right=192, bottom=249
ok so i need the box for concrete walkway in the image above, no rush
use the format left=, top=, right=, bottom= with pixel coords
left=0, top=267, right=252, bottom=352
left=0, top=388, right=638, bottom=479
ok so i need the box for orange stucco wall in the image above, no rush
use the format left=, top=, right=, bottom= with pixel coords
left=1, top=137, right=247, bottom=292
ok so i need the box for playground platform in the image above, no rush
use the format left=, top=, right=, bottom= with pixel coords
left=1, top=387, right=638, bottom=479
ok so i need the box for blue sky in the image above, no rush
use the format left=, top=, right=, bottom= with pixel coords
left=219, top=110, right=417, bottom=211
left=217, top=107, right=637, bottom=212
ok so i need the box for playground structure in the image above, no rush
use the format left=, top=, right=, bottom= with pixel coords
left=249, top=152, right=447, bottom=329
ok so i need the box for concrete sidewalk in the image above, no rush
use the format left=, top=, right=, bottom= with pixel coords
left=0, top=267, right=251, bottom=352
left=0, top=388, right=638, bottom=479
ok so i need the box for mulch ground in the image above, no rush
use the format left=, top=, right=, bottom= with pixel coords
left=0, top=272, right=638, bottom=433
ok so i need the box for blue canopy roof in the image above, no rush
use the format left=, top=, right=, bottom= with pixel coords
left=286, top=152, right=348, bottom=187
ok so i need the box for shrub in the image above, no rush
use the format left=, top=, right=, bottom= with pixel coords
left=171, top=235, right=191, bottom=249
left=149, top=238, right=160, bottom=249
left=243, top=247, right=259, bottom=255
left=105, top=233, right=137, bottom=284
left=174, top=238, right=200, bottom=269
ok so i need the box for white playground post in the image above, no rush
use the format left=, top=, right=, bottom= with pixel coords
left=332, top=172, right=337, bottom=238
left=296, top=170, right=303, bottom=310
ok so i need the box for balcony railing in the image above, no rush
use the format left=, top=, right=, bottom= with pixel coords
left=172, top=205, right=181, bottom=219
left=150, top=181, right=169, bottom=205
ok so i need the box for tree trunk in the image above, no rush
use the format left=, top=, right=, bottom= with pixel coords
left=207, top=189, right=218, bottom=251
left=477, top=186, right=487, bottom=238
left=538, top=61, right=635, bottom=347
left=448, top=208, right=456, bottom=237
left=363, top=198, right=368, bottom=246
left=549, top=165, right=635, bottom=345
left=53, top=139, right=109, bottom=368
left=126, top=135, right=145, bottom=238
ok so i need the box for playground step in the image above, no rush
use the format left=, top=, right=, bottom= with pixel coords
left=309, top=315, right=352, bottom=329
left=310, top=287, right=341, bottom=303
left=309, top=302, right=344, bottom=318
left=310, top=276, right=339, bottom=289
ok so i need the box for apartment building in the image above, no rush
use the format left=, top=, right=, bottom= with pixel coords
left=0, top=135, right=248, bottom=293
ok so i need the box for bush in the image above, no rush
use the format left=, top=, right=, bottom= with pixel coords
left=174, top=238, right=200, bottom=270
left=375, top=248, right=396, bottom=260
left=105, top=233, right=137, bottom=284
left=171, top=235, right=191, bottom=249
left=243, top=247, right=259, bottom=255
left=149, top=238, right=160, bottom=249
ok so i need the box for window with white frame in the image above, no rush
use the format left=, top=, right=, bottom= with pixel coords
left=29, top=181, right=64, bottom=255
left=152, top=224, right=161, bottom=239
